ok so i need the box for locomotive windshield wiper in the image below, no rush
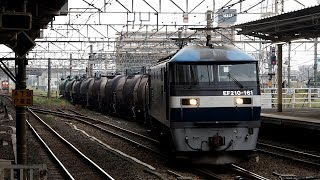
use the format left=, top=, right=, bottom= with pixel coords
left=188, top=75, right=203, bottom=89
left=227, top=73, right=244, bottom=88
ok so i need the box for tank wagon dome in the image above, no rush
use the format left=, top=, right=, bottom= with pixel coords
left=170, top=45, right=255, bottom=62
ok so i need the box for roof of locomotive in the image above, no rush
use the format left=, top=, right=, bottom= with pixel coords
left=169, top=45, right=255, bottom=62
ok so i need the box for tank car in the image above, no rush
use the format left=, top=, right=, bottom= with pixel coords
left=115, top=72, right=143, bottom=118
left=59, top=78, right=67, bottom=96
left=100, top=74, right=124, bottom=114
left=64, top=78, right=76, bottom=101
left=79, top=77, right=94, bottom=107
left=87, top=75, right=106, bottom=109
left=147, top=45, right=261, bottom=164
left=59, top=76, right=75, bottom=101
left=98, top=75, right=110, bottom=112
left=71, top=75, right=86, bottom=104
left=133, top=74, right=149, bottom=121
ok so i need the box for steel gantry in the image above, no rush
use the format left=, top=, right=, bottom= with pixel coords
left=1, top=0, right=319, bottom=82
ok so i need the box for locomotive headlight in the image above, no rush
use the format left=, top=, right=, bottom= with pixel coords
left=189, top=99, right=198, bottom=105
left=235, top=98, right=244, bottom=105
left=181, top=98, right=199, bottom=106
left=234, top=97, right=252, bottom=105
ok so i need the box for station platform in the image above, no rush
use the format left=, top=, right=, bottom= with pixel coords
left=0, top=103, right=15, bottom=166
left=261, top=108, right=320, bottom=131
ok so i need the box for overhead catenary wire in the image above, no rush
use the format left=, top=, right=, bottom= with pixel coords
left=9, top=0, right=318, bottom=75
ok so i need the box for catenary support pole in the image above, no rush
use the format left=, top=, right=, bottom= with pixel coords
left=47, top=58, right=51, bottom=98
left=314, top=38, right=318, bottom=87
left=277, top=44, right=283, bottom=112
left=70, top=54, right=72, bottom=76
left=287, top=42, right=291, bottom=87
left=15, top=56, right=27, bottom=165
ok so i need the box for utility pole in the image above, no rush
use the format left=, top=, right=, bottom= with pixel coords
left=206, top=10, right=212, bottom=46
left=314, top=38, right=318, bottom=87
left=275, top=0, right=284, bottom=14
left=47, top=58, right=51, bottom=98
left=287, top=42, right=291, bottom=87
left=6, top=61, right=9, bottom=92
left=268, top=46, right=276, bottom=87
left=88, top=45, right=93, bottom=77
left=277, top=44, right=283, bottom=112
left=16, top=0, right=28, bottom=168
left=70, top=54, right=72, bottom=76
left=15, top=56, right=27, bottom=165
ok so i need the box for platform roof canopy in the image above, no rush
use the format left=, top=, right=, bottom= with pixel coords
left=233, top=5, right=320, bottom=42
left=0, top=0, right=67, bottom=41
left=0, top=0, right=67, bottom=58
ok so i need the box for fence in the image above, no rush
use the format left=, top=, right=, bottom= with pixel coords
left=261, top=88, right=320, bottom=108
left=0, top=164, right=47, bottom=180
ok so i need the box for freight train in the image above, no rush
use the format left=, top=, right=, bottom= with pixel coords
left=59, top=45, right=261, bottom=164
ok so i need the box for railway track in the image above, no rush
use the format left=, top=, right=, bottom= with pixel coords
left=27, top=108, right=114, bottom=180
left=30, top=107, right=186, bottom=179
left=31, top=107, right=165, bottom=157
left=229, top=164, right=269, bottom=180
left=196, top=164, right=269, bottom=180
left=31, top=106, right=270, bottom=179
left=257, top=142, right=320, bottom=167
left=57, top=109, right=270, bottom=179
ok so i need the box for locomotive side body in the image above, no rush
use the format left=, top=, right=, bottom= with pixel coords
left=149, top=63, right=169, bottom=126
left=149, top=45, right=261, bottom=164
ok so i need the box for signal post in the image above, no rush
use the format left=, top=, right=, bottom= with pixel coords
left=15, top=57, right=28, bottom=165
left=1, top=11, right=34, bottom=166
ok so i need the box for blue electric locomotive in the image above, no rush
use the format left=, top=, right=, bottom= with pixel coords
left=59, top=44, right=261, bottom=165
left=148, top=45, right=261, bottom=164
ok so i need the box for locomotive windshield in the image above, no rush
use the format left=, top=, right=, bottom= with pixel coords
left=169, top=63, right=259, bottom=95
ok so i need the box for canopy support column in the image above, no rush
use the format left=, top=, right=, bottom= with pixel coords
left=277, top=44, right=283, bottom=112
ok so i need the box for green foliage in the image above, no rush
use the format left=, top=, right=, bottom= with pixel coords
left=33, top=96, right=71, bottom=108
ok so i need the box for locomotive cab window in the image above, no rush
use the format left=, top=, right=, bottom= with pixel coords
left=169, top=62, right=259, bottom=95
left=170, top=64, right=215, bottom=85
left=218, top=64, right=257, bottom=82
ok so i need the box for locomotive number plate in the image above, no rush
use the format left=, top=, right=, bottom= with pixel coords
left=223, top=90, right=253, bottom=96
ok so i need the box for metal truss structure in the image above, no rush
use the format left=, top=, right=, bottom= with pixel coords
left=1, top=0, right=318, bottom=78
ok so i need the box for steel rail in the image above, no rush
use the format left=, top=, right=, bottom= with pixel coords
left=31, top=108, right=165, bottom=158
left=195, top=168, right=222, bottom=180
left=31, top=107, right=159, bottom=144
left=66, top=108, right=160, bottom=143
left=256, top=148, right=320, bottom=167
left=258, top=142, right=320, bottom=159
left=229, top=164, right=270, bottom=180
left=27, top=108, right=115, bottom=180
left=26, top=119, right=75, bottom=180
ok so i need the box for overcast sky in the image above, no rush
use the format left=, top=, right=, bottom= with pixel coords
left=1, top=0, right=320, bottom=70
